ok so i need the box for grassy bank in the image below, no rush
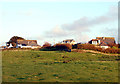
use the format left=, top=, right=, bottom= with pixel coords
left=2, top=50, right=119, bottom=82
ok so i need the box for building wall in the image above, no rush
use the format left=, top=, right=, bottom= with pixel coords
left=100, top=46, right=109, bottom=49
left=92, top=41, right=97, bottom=45
left=70, top=41, right=76, bottom=45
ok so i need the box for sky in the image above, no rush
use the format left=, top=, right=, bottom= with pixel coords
left=0, top=0, right=118, bottom=46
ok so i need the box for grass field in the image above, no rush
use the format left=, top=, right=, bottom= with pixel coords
left=2, top=50, right=119, bottom=82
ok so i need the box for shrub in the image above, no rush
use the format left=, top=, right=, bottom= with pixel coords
left=119, top=44, right=120, bottom=48
left=95, top=47, right=103, bottom=52
left=103, top=48, right=119, bottom=54
left=40, top=46, right=56, bottom=51
left=107, top=43, right=115, bottom=48
left=54, top=43, right=72, bottom=50
left=77, top=44, right=119, bottom=54
left=42, top=42, right=51, bottom=48
left=114, top=44, right=119, bottom=48
left=119, top=49, right=120, bottom=54
left=77, top=44, right=95, bottom=50
left=112, top=46, right=118, bottom=49
left=72, top=44, right=77, bottom=49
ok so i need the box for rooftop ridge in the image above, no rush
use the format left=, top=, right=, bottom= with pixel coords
left=96, top=37, right=115, bottom=39
left=17, top=39, right=37, bottom=41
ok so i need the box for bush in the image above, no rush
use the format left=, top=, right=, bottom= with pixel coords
left=107, top=43, right=115, bottom=48
left=54, top=43, right=72, bottom=51
left=119, top=44, right=120, bottom=48
left=42, top=42, right=51, bottom=48
left=77, top=44, right=95, bottom=50
left=95, top=47, right=103, bottom=52
left=112, top=46, right=118, bottom=49
left=77, top=44, right=119, bottom=54
left=72, top=44, right=77, bottom=49
left=40, top=46, right=56, bottom=51
left=40, top=43, right=72, bottom=51
left=103, top=48, right=119, bottom=54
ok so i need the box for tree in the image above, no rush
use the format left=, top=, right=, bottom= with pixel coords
left=42, top=42, right=51, bottom=48
left=9, top=36, right=25, bottom=48
left=9, top=36, right=25, bottom=43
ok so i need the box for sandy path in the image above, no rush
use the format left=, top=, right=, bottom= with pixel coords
left=72, top=49, right=119, bottom=56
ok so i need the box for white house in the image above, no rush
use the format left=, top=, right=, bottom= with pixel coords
left=6, top=39, right=40, bottom=49
left=90, top=39, right=100, bottom=45
left=61, top=39, right=76, bottom=45
left=88, top=37, right=116, bottom=49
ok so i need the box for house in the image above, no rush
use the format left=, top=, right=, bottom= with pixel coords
left=16, top=39, right=39, bottom=48
left=60, top=39, right=76, bottom=45
left=99, top=42, right=109, bottom=49
left=6, top=42, right=13, bottom=48
left=88, top=37, right=116, bottom=49
left=88, top=39, right=100, bottom=45
left=6, top=36, right=40, bottom=49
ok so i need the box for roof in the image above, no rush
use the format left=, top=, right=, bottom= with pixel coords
left=28, top=41, right=38, bottom=46
left=17, top=40, right=38, bottom=46
left=89, top=37, right=116, bottom=45
left=99, top=42, right=108, bottom=46
left=96, top=37, right=115, bottom=44
left=17, top=40, right=28, bottom=44
left=91, top=39, right=98, bottom=41
left=63, top=39, right=75, bottom=42
left=96, top=37, right=115, bottom=40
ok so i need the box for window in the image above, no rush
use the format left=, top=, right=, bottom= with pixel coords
left=22, top=44, right=26, bottom=46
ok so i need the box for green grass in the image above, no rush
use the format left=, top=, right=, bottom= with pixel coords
left=2, top=50, right=119, bottom=82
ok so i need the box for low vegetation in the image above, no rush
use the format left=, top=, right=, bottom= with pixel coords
left=2, top=50, right=119, bottom=82
left=40, top=43, right=72, bottom=51
left=77, top=44, right=120, bottom=54
left=40, top=43, right=120, bottom=54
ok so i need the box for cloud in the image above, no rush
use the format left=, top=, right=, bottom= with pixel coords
left=62, top=6, right=117, bottom=32
left=45, top=25, right=69, bottom=38
left=62, top=17, right=91, bottom=32
left=75, top=33, right=90, bottom=43
left=44, top=6, right=117, bottom=42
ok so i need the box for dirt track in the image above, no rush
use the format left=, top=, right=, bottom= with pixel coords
left=72, top=49, right=119, bottom=56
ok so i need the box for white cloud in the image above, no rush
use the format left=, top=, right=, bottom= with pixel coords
left=75, top=34, right=90, bottom=43
left=62, top=6, right=117, bottom=32
left=45, top=25, right=69, bottom=38
left=43, top=5, right=117, bottom=43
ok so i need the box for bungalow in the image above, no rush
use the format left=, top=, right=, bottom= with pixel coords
left=88, top=37, right=116, bottom=49
left=16, top=40, right=39, bottom=48
left=61, top=39, right=76, bottom=45
left=99, top=42, right=109, bottom=49
left=89, top=39, right=100, bottom=45
left=6, top=36, right=40, bottom=49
